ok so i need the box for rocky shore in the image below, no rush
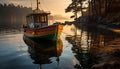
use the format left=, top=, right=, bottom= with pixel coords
left=66, top=35, right=120, bottom=69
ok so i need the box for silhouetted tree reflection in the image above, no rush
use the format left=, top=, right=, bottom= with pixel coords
left=65, top=24, right=120, bottom=69
left=66, top=26, right=94, bottom=69
left=72, top=46, right=94, bottom=69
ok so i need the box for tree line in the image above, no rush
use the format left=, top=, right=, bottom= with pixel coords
left=65, top=0, right=120, bottom=24
left=0, top=3, right=32, bottom=28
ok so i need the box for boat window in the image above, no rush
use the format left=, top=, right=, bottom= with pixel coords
left=26, top=16, right=35, bottom=28
left=34, top=16, right=40, bottom=23
left=34, top=15, right=47, bottom=23
left=41, top=16, right=46, bottom=23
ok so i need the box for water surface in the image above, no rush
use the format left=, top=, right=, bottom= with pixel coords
left=0, top=25, right=120, bottom=69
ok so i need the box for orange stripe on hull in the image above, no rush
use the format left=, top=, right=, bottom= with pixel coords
left=24, top=25, right=63, bottom=39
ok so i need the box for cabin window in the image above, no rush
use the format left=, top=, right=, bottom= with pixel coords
left=34, top=15, right=47, bottom=23
left=26, top=16, right=35, bottom=28
left=41, top=16, right=45, bottom=23
left=34, top=16, right=40, bottom=23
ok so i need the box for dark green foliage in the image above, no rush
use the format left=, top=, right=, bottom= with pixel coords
left=66, top=0, right=120, bottom=24
left=65, top=0, right=87, bottom=19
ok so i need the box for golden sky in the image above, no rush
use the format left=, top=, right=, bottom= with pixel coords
left=0, top=0, right=72, bottom=19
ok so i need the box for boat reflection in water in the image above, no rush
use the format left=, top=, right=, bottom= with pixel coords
left=23, top=36, right=63, bottom=69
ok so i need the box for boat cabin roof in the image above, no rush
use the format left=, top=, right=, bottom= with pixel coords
left=27, top=12, right=50, bottom=17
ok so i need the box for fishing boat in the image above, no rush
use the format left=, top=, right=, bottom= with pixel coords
left=23, top=0, right=63, bottom=40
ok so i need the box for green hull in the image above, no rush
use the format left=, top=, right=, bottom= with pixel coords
left=24, top=33, right=60, bottom=41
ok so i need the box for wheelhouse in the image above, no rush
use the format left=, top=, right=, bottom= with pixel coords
left=26, top=12, right=50, bottom=29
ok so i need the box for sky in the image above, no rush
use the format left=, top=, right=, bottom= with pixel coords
left=0, top=0, right=72, bottom=20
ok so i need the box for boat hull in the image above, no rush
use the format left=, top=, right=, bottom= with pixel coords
left=24, top=24, right=63, bottom=40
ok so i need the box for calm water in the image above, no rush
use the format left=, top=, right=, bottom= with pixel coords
left=0, top=25, right=80, bottom=69
left=0, top=25, right=120, bottom=69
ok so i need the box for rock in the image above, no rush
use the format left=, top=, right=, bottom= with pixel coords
left=92, top=61, right=120, bottom=69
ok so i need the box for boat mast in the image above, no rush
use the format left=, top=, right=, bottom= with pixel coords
left=37, top=0, right=38, bottom=10
left=36, top=0, right=40, bottom=10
